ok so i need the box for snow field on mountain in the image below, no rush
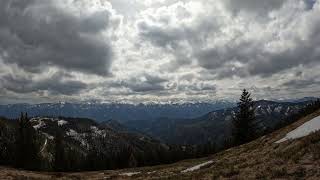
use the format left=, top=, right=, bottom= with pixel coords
left=276, top=115, right=320, bottom=143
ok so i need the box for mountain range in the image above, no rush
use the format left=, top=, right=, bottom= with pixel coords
left=0, top=101, right=235, bottom=122
left=0, top=97, right=316, bottom=123
left=0, top=98, right=317, bottom=148
left=126, top=100, right=311, bottom=145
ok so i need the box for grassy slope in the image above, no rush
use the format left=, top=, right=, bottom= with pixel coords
left=1, top=110, right=320, bottom=179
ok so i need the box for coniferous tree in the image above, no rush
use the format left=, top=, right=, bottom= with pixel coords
left=128, top=151, right=138, bottom=168
left=15, top=112, right=26, bottom=168
left=54, top=131, right=65, bottom=171
left=15, top=112, right=40, bottom=170
left=0, top=118, right=15, bottom=165
left=232, top=89, right=256, bottom=145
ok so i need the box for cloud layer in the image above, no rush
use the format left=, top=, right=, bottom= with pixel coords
left=0, top=0, right=319, bottom=104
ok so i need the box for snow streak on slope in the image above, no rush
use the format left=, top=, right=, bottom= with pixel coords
left=119, top=172, right=141, bottom=177
left=40, top=139, right=48, bottom=153
left=276, top=115, right=320, bottom=143
left=32, top=119, right=46, bottom=130
left=181, top=160, right=214, bottom=173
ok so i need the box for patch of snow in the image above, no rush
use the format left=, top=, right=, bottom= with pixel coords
left=33, top=120, right=46, bottom=130
left=181, top=160, right=214, bottom=173
left=285, top=107, right=291, bottom=116
left=40, top=139, right=47, bottom=153
left=225, top=115, right=232, bottom=121
left=276, top=115, right=320, bottom=143
left=66, top=129, right=78, bottom=137
left=30, top=118, right=39, bottom=122
left=267, top=106, right=272, bottom=114
left=120, top=172, right=141, bottom=177
left=147, top=171, right=156, bottom=174
left=42, top=133, right=54, bottom=140
left=57, top=120, right=68, bottom=126
left=275, top=106, right=282, bottom=113
left=31, top=117, right=54, bottom=123
left=90, top=126, right=106, bottom=137
left=66, top=129, right=88, bottom=147
left=286, top=107, right=291, bottom=113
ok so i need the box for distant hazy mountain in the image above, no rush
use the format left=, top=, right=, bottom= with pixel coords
left=276, top=97, right=319, bottom=103
left=0, top=101, right=235, bottom=122
left=126, top=100, right=311, bottom=145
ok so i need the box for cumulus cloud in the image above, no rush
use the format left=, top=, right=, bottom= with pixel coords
left=136, top=0, right=320, bottom=78
left=222, top=0, right=286, bottom=15
left=112, top=74, right=168, bottom=93
left=0, top=0, right=120, bottom=76
left=282, top=75, right=320, bottom=89
left=0, top=71, right=87, bottom=96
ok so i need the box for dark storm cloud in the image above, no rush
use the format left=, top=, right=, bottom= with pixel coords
left=195, top=41, right=313, bottom=78
left=304, top=0, right=317, bottom=9
left=0, top=0, right=117, bottom=76
left=137, top=21, right=185, bottom=48
left=0, top=72, right=87, bottom=95
left=223, top=0, right=286, bottom=15
left=177, top=82, right=217, bottom=94
left=195, top=18, right=320, bottom=77
left=282, top=78, right=320, bottom=89
left=111, top=74, right=168, bottom=93
left=194, top=22, right=320, bottom=77
left=212, top=66, right=248, bottom=80
left=249, top=26, right=320, bottom=76
left=194, top=40, right=254, bottom=71
left=136, top=3, right=221, bottom=70
left=198, top=36, right=320, bottom=78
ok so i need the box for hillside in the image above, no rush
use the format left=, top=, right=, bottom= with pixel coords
left=29, top=116, right=168, bottom=153
left=1, top=110, right=320, bottom=179
left=128, top=100, right=309, bottom=145
left=0, top=116, right=172, bottom=171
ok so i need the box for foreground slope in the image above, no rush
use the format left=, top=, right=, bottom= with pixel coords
left=1, top=110, right=320, bottom=179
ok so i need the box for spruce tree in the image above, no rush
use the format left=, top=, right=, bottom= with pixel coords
left=128, top=152, right=138, bottom=168
left=15, top=112, right=40, bottom=170
left=232, top=89, right=256, bottom=145
left=15, top=112, right=26, bottom=168
left=54, top=131, right=65, bottom=171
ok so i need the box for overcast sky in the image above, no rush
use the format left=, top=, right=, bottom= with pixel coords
left=0, top=0, right=319, bottom=104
